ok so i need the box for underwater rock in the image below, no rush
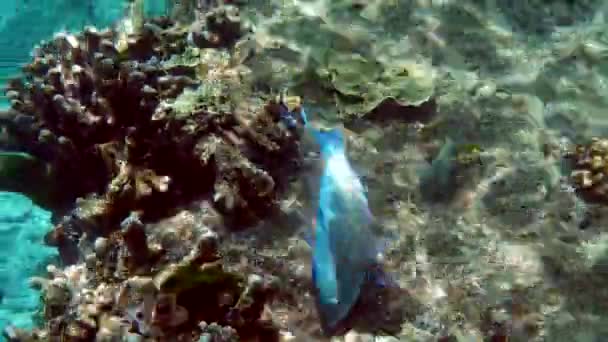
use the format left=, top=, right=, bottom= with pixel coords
left=494, top=0, right=601, bottom=35
left=362, top=98, right=437, bottom=125
left=544, top=101, right=591, bottom=141
left=480, top=147, right=561, bottom=227
left=332, top=55, right=436, bottom=117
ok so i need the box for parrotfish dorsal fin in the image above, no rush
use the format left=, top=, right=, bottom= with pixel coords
left=298, top=106, right=355, bottom=153
left=310, top=128, right=345, bottom=156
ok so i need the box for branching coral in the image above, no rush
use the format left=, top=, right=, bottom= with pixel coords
left=4, top=17, right=194, bottom=213
left=0, top=6, right=306, bottom=339
left=4, top=8, right=301, bottom=266
left=9, top=210, right=280, bottom=341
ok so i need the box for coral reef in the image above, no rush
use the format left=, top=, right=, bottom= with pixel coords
left=187, top=4, right=246, bottom=49
left=1, top=5, right=301, bottom=340
left=4, top=16, right=194, bottom=208
left=568, top=137, right=608, bottom=204
left=5, top=215, right=279, bottom=341
left=7, top=0, right=608, bottom=341
left=3, top=7, right=301, bottom=264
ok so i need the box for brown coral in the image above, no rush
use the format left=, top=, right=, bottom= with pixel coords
left=568, top=137, right=608, bottom=204
left=5, top=13, right=300, bottom=267
left=3, top=18, right=195, bottom=218
left=2, top=3, right=306, bottom=341
left=24, top=223, right=279, bottom=341
left=187, top=4, right=246, bottom=49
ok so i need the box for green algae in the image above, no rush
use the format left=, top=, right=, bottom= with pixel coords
left=157, top=261, right=244, bottom=296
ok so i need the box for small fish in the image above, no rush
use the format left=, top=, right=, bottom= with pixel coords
left=285, top=106, right=391, bottom=333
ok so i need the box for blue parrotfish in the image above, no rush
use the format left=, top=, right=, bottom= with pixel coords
left=282, top=104, right=391, bottom=332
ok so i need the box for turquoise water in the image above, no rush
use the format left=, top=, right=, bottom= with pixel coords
left=0, top=192, right=55, bottom=332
